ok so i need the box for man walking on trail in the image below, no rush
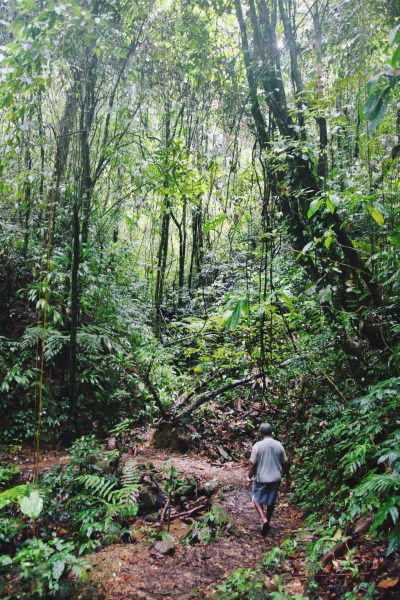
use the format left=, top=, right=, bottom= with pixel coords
left=245, top=423, right=289, bottom=536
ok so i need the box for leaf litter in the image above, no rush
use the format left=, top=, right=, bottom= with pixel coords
left=77, top=447, right=303, bottom=599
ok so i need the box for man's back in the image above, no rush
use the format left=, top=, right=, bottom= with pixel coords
left=250, top=437, right=287, bottom=483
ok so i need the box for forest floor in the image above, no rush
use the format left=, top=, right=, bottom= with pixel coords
left=7, top=445, right=399, bottom=599
left=81, top=447, right=304, bottom=599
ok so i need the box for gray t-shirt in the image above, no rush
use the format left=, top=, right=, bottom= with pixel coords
left=250, top=437, right=287, bottom=483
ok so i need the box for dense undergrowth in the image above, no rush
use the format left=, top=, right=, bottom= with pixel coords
left=1, top=431, right=225, bottom=598
left=1, top=0, right=400, bottom=597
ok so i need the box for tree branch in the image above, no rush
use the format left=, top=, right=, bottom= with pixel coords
left=177, top=371, right=268, bottom=421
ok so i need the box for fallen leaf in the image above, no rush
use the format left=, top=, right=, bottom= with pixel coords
left=264, top=577, right=279, bottom=592
left=285, top=578, right=305, bottom=595
left=377, top=578, right=399, bottom=589
left=323, top=563, right=334, bottom=574
left=371, top=558, right=383, bottom=570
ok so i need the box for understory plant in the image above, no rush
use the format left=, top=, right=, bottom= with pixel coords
left=293, top=378, right=400, bottom=551
left=0, top=432, right=141, bottom=597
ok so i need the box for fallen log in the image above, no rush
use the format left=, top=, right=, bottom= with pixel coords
left=178, top=371, right=268, bottom=420
left=321, top=514, right=375, bottom=567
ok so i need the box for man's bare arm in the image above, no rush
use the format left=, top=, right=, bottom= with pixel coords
left=245, top=462, right=256, bottom=488
left=248, top=462, right=256, bottom=479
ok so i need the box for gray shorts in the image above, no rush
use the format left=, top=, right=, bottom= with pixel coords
left=252, top=480, right=280, bottom=506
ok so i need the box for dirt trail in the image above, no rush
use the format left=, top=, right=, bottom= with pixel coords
left=84, top=448, right=303, bottom=599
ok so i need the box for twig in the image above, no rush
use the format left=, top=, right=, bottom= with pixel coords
left=168, top=504, right=207, bottom=521
left=160, top=500, right=169, bottom=525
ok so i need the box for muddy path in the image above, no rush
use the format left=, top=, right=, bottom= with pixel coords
left=83, top=448, right=303, bottom=599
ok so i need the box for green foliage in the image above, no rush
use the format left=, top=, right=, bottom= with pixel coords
left=217, top=567, right=264, bottom=600
left=0, top=0, right=400, bottom=595
left=0, top=432, right=143, bottom=597
left=0, top=466, right=19, bottom=488
left=0, top=484, right=29, bottom=509
left=293, top=378, right=400, bottom=554
left=204, top=214, right=227, bottom=233
left=186, top=502, right=234, bottom=545
left=19, top=490, right=43, bottom=520
left=0, top=537, right=89, bottom=599
left=225, top=297, right=249, bottom=331
left=363, top=77, right=395, bottom=132
left=363, top=24, right=400, bottom=131
left=75, top=475, right=118, bottom=504
left=76, top=459, right=140, bottom=523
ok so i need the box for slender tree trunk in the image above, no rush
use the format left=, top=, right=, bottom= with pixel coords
left=68, top=197, right=80, bottom=433
left=154, top=103, right=171, bottom=337
left=277, top=0, right=306, bottom=137
left=80, top=55, right=97, bottom=247
left=188, top=200, right=204, bottom=291
left=171, top=200, right=187, bottom=306
left=52, top=87, right=76, bottom=243
left=234, top=0, right=270, bottom=150
left=22, top=142, right=32, bottom=256
left=310, top=0, right=329, bottom=179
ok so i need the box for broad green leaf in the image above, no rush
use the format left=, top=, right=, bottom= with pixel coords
left=368, top=206, right=384, bottom=226
left=324, top=231, right=334, bottom=249
left=203, top=214, right=226, bottom=233
left=241, top=297, right=249, bottom=317
left=307, top=198, right=323, bottom=219
left=326, top=198, right=336, bottom=214
left=301, top=241, right=313, bottom=255
left=388, top=24, right=400, bottom=47
left=53, top=560, right=65, bottom=580
left=278, top=292, right=294, bottom=309
left=391, top=45, right=400, bottom=69
left=225, top=298, right=249, bottom=330
left=226, top=300, right=242, bottom=330
left=364, top=83, right=392, bottom=132
left=19, top=490, right=43, bottom=520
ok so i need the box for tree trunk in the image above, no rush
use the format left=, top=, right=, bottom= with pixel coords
left=154, top=104, right=171, bottom=337
left=22, top=141, right=32, bottom=256
left=236, top=0, right=382, bottom=311
left=310, top=0, right=329, bottom=179
left=68, top=198, right=80, bottom=433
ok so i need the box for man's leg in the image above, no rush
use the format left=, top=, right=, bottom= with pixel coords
left=266, top=504, right=275, bottom=525
left=253, top=502, right=267, bottom=525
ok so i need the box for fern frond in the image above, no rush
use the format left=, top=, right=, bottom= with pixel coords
left=341, top=443, right=370, bottom=476
left=121, top=460, right=140, bottom=488
left=76, top=464, right=140, bottom=524
left=112, top=485, right=139, bottom=507
left=105, top=492, right=138, bottom=522
left=76, top=475, right=117, bottom=503
left=0, top=484, right=30, bottom=508
left=356, top=472, right=400, bottom=496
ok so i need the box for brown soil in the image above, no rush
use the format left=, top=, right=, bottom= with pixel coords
left=81, top=448, right=303, bottom=600
left=0, top=447, right=69, bottom=482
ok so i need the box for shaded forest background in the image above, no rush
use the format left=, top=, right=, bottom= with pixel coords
left=0, top=0, right=399, bottom=597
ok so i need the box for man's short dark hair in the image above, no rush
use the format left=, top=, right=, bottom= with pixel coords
left=259, top=422, right=273, bottom=435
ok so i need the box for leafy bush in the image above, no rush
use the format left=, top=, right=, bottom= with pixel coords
left=0, top=467, right=19, bottom=488
left=217, top=567, right=264, bottom=600
left=0, top=537, right=89, bottom=599
left=293, top=378, right=400, bottom=553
